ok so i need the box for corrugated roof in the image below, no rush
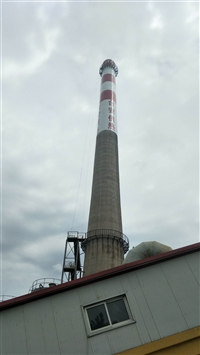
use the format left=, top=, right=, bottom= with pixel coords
left=1, top=242, right=199, bottom=311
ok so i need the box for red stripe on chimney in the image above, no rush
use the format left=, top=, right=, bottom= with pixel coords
left=100, top=90, right=116, bottom=103
left=101, top=74, right=116, bottom=84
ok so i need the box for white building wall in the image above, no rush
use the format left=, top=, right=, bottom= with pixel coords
left=1, top=252, right=199, bottom=355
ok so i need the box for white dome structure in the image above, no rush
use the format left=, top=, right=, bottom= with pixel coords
left=123, top=241, right=172, bottom=264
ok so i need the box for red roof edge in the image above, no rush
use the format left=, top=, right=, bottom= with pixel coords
left=1, top=242, right=199, bottom=311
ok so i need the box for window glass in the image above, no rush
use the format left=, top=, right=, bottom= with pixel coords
left=106, top=299, right=129, bottom=324
left=87, top=304, right=109, bottom=331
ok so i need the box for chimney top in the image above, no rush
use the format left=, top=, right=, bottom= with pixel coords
left=99, top=59, right=118, bottom=77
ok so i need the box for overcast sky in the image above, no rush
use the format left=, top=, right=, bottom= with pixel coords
left=1, top=1, right=199, bottom=298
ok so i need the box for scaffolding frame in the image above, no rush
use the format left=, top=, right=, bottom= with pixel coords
left=61, top=231, right=86, bottom=283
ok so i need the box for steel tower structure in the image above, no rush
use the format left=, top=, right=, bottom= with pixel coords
left=82, top=59, right=129, bottom=276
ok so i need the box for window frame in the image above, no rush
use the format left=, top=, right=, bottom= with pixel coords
left=82, top=294, right=135, bottom=336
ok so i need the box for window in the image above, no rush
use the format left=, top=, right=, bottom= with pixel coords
left=84, top=295, right=134, bottom=335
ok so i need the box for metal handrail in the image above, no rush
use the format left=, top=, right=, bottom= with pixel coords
left=0, top=295, right=15, bottom=302
left=28, top=278, right=61, bottom=293
left=81, top=229, right=129, bottom=254
left=67, top=231, right=86, bottom=239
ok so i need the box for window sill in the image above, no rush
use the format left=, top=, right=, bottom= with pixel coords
left=87, top=319, right=136, bottom=337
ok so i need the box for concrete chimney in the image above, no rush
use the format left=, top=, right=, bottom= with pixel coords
left=82, top=59, right=129, bottom=276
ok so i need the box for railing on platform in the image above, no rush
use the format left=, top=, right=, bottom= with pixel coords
left=0, top=295, right=15, bottom=302
left=81, top=229, right=129, bottom=254
left=29, top=278, right=61, bottom=293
